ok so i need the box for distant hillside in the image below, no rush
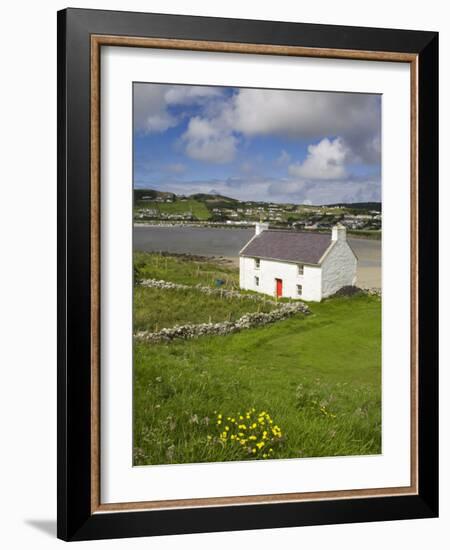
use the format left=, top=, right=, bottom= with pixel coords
left=189, top=193, right=238, bottom=203
left=134, top=189, right=176, bottom=201
left=133, top=188, right=381, bottom=231
left=134, top=190, right=381, bottom=211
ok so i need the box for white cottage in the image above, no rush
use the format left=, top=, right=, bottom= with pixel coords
left=239, top=223, right=357, bottom=301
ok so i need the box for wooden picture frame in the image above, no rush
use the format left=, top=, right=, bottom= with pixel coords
left=57, top=8, right=438, bottom=541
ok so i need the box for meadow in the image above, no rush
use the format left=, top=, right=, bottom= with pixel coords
left=133, top=252, right=381, bottom=465
left=134, top=251, right=239, bottom=288
left=134, top=286, right=277, bottom=332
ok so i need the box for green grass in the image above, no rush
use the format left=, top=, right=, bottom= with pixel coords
left=135, top=199, right=211, bottom=220
left=134, top=286, right=276, bottom=332
left=134, top=251, right=239, bottom=289
left=133, top=287, right=382, bottom=465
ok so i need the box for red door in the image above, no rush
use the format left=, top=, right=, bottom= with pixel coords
left=276, top=278, right=283, bottom=298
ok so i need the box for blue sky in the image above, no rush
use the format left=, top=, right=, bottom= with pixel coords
left=133, top=83, right=381, bottom=205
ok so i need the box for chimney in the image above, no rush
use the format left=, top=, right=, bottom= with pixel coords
left=255, top=222, right=269, bottom=236
left=332, top=223, right=347, bottom=241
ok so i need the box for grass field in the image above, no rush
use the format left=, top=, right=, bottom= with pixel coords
left=134, top=251, right=239, bottom=288
left=134, top=286, right=277, bottom=332
left=133, top=253, right=381, bottom=465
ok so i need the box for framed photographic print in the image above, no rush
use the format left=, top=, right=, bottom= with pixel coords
left=57, top=8, right=438, bottom=541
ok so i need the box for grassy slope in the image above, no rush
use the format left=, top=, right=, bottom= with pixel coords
left=134, top=251, right=239, bottom=288
left=133, top=253, right=381, bottom=465
left=134, top=286, right=276, bottom=332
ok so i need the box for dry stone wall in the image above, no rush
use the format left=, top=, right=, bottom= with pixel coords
left=135, top=278, right=310, bottom=343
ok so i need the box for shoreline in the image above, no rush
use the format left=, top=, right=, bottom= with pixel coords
left=134, top=222, right=381, bottom=241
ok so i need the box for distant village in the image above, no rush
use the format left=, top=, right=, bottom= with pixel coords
left=133, top=189, right=382, bottom=234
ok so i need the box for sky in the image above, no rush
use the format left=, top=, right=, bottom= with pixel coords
left=133, top=83, right=381, bottom=205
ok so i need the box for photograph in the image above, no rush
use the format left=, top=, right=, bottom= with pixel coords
left=0, top=0, right=443, bottom=545
left=132, top=83, right=383, bottom=466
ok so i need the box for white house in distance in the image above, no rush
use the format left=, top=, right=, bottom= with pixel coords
left=239, top=223, right=357, bottom=302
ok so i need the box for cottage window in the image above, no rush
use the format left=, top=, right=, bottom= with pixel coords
left=255, top=276, right=260, bottom=287
left=297, top=284, right=303, bottom=296
left=255, top=258, right=260, bottom=269
left=298, top=264, right=304, bottom=276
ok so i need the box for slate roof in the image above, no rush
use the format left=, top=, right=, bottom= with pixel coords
left=240, top=230, right=333, bottom=265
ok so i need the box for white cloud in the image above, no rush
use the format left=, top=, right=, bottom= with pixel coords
left=267, top=176, right=380, bottom=204
left=133, top=84, right=177, bottom=133
left=134, top=84, right=223, bottom=134
left=288, top=138, right=349, bottom=180
left=181, top=117, right=237, bottom=163
left=134, top=84, right=381, bottom=174
left=164, top=86, right=222, bottom=105
left=143, top=174, right=380, bottom=205
left=219, top=88, right=380, bottom=164
left=232, top=89, right=377, bottom=131
left=276, top=150, right=291, bottom=165
left=165, top=163, right=186, bottom=174
left=176, top=90, right=380, bottom=167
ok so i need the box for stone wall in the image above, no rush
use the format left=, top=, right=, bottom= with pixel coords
left=140, top=278, right=281, bottom=305
left=362, top=287, right=382, bottom=297
left=135, top=278, right=310, bottom=343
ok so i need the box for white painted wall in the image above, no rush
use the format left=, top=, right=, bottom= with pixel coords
left=321, top=240, right=358, bottom=297
left=240, top=256, right=322, bottom=301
